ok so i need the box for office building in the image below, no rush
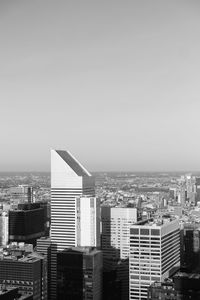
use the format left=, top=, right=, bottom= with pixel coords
left=101, top=207, right=137, bottom=300
left=76, top=196, right=100, bottom=247
left=9, top=203, right=45, bottom=246
left=57, top=247, right=103, bottom=300
left=101, top=207, right=137, bottom=261
left=0, top=243, right=47, bottom=300
left=51, top=149, right=95, bottom=250
left=51, top=149, right=95, bottom=299
left=129, top=217, right=180, bottom=300
left=0, top=212, right=8, bottom=246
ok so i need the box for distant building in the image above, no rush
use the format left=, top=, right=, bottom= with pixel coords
left=195, top=177, right=200, bottom=204
left=0, top=243, right=47, bottom=300
left=0, top=212, right=8, bottom=246
left=129, top=217, right=180, bottom=300
left=9, top=186, right=34, bottom=203
left=57, top=247, right=103, bottom=300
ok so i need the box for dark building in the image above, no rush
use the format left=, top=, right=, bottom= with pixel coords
left=57, top=247, right=103, bottom=300
left=0, top=244, right=47, bottom=300
left=148, top=273, right=200, bottom=300
left=180, top=224, right=200, bottom=272
left=37, top=202, right=50, bottom=237
left=9, top=203, right=45, bottom=246
left=103, top=270, right=121, bottom=300
left=173, top=272, right=200, bottom=299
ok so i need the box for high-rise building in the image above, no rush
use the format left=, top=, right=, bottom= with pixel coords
left=57, top=247, right=103, bottom=300
left=101, top=207, right=137, bottom=261
left=0, top=243, right=47, bottom=300
left=51, top=149, right=95, bottom=250
left=50, top=149, right=95, bottom=299
left=76, top=196, right=100, bottom=247
left=129, top=217, right=180, bottom=300
left=101, top=207, right=137, bottom=300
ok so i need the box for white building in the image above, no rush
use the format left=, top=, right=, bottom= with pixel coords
left=0, top=212, right=8, bottom=246
left=51, top=149, right=95, bottom=250
left=50, top=149, right=95, bottom=299
left=129, top=217, right=180, bottom=300
left=76, top=196, right=100, bottom=247
left=101, top=206, right=137, bottom=261
left=101, top=207, right=137, bottom=300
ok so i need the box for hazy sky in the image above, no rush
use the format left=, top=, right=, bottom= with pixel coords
left=1, top=0, right=200, bottom=172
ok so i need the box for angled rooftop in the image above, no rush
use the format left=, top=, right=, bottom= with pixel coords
left=55, top=150, right=91, bottom=177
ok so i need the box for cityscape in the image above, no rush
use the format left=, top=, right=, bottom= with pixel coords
left=0, top=150, right=200, bottom=299
left=1, top=0, right=200, bottom=299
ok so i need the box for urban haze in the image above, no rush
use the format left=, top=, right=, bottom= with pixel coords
left=1, top=1, right=200, bottom=300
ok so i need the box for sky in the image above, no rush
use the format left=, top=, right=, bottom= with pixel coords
left=1, top=0, right=200, bottom=172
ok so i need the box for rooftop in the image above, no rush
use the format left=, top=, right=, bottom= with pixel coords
left=56, top=150, right=91, bottom=177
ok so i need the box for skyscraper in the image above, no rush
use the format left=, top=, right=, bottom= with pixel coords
left=51, top=149, right=95, bottom=251
left=129, top=217, right=180, bottom=300
left=50, top=149, right=95, bottom=299
left=101, top=207, right=137, bottom=262
left=101, top=207, right=137, bottom=300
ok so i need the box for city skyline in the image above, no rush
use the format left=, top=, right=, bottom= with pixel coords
left=1, top=0, right=200, bottom=172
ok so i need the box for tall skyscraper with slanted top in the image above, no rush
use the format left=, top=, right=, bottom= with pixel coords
left=51, top=149, right=95, bottom=250
left=50, top=149, right=96, bottom=299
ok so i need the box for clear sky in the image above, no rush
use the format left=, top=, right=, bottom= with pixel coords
left=1, top=0, right=200, bottom=172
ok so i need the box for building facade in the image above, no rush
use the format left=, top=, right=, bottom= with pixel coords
left=0, top=244, right=47, bottom=300
left=57, top=247, right=103, bottom=300
left=129, top=217, right=180, bottom=300
left=50, top=149, right=95, bottom=299
left=101, top=207, right=137, bottom=261
left=9, top=203, right=45, bottom=246
left=101, top=207, right=137, bottom=300
left=76, top=196, right=100, bottom=247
